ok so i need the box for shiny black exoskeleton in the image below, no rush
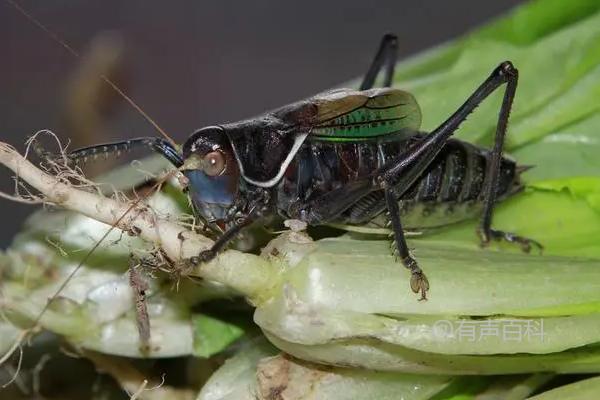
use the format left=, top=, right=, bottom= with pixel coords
left=61, top=35, right=541, bottom=300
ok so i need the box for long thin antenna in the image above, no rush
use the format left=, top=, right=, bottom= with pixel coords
left=5, top=0, right=176, bottom=147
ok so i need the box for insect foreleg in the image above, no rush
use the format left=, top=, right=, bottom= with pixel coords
left=360, top=33, right=398, bottom=90
left=189, top=216, right=255, bottom=265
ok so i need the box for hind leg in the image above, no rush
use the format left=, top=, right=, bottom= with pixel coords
left=360, top=34, right=398, bottom=90
left=481, top=229, right=543, bottom=253
left=375, top=61, right=539, bottom=300
left=475, top=63, right=542, bottom=253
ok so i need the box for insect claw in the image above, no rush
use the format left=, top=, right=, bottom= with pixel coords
left=410, top=270, right=429, bottom=300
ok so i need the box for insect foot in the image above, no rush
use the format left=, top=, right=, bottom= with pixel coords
left=403, top=256, right=430, bottom=301
left=479, top=228, right=543, bottom=254
left=189, top=249, right=217, bottom=266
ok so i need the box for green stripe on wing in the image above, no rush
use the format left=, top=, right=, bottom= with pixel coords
left=311, top=88, right=422, bottom=141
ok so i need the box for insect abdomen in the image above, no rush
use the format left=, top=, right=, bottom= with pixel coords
left=391, top=139, right=521, bottom=229
left=400, top=139, right=519, bottom=203
left=277, top=135, right=523, bottom=229
left=344, top=136, right=523, bottom=228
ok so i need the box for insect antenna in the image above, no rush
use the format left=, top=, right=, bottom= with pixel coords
left=5, top=0, right=176, bottom=147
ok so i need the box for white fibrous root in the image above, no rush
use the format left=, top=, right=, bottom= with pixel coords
left=0, top=141, right=276, bottom=298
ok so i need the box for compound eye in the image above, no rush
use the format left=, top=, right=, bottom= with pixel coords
left=203, top=150, right=226, bottom=176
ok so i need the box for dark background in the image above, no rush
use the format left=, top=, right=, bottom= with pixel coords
left=0, top=0, right=522, bottom=247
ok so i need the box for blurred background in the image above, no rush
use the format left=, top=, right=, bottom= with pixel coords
left=0, top=0, right=523, bottom=247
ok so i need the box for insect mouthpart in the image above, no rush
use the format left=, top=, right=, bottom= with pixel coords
left=183, top=169, right=236, bottom=220
left=182, top=156, right=239, bottom=225
left=182, top=154, right=204, bottom=171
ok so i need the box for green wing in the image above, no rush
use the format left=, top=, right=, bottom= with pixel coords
left=310, top=88, right=422, bottom=141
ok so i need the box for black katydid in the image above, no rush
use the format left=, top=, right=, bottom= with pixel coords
left=64, top=35, right=541, bottom=300
left=9, top=1, right=540, bottom=308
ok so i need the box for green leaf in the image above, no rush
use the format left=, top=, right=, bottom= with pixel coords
left=422, top=187, right=600, bottom=259
left=475, top=0, right=600, bottom=45
left=192, top=315, right=244, bottom=358
left=528, top=376, right=600, bottom=400
left=529, top=176, right=600, bottom=212
left=381, top=1, right=600, bottom=258
left=395, top=1, right=600, bottom=150
left=512, top=114, right=600, bottom=181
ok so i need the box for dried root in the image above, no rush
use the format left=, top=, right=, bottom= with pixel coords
left=0, top=138, right=275, bottom=298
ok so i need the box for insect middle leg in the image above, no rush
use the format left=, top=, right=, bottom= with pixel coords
left=360, top=33, right=398, bottom=90
left=384, top=187, right=429, bottom=300
left=377, top=61, right=540, bottom=299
